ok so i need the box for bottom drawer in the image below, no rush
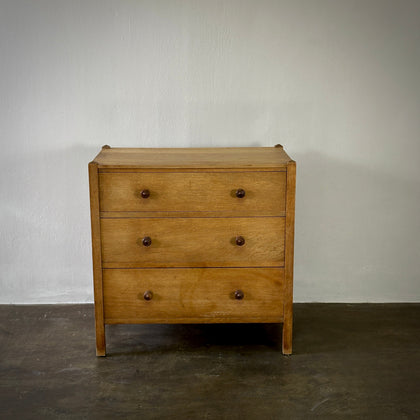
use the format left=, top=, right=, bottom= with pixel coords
left=103, top=268, right=285, bottom=323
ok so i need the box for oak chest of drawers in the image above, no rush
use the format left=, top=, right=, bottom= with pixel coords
left=89, top=145, right=296, bottom=356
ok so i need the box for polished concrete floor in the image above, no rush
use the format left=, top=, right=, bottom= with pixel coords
left=0, top=304, right=419, bottom=419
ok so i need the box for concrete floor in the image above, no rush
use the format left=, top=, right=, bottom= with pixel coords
left=0, top=304, right=419, bottom=419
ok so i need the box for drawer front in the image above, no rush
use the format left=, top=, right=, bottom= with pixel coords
left=99, top=172, right=286, bottom=215
left=103, top=268, right=284, bottom=323
left=101, top=217, right=285, bottom=268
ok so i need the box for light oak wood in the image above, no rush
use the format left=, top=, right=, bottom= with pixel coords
left=100, top=210, right=287, bottom=218
left=99, top=168, right=286, bottom=173
left=103, top=268, right=285, bottom=323
left=93, top=147, right=294, bottom=170
left=105, top=316, right=284, bottom=324
left=88, top=162, right=105, bottom=356
left=282, top=160, right=296, bottom=355
left=100, top=217, right=285, bottom=268
left=89, top=145, right=296, bottom=355
left=99, top=171, right=286, bottom=214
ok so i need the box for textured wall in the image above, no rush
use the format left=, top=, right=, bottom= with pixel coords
left=1, top=0, right=419, bottom=302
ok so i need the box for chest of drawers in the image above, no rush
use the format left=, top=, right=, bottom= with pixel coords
left=89, top=145, right=296, bottom=356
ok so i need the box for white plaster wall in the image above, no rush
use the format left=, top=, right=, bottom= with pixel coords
left=1, top=0, right=419, bottom=303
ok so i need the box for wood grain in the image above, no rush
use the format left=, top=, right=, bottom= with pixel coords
left=99, top=171, right=286, bottom=214
left=100, top=210, right=286, bottom=219
left=88, top=162, right=106, bottom=356
left=90, top=146, right=295, bottom=356
left=282, top=160, right=296, bottom=355
left=103, top=268, right=285, bottom=323
left=93, top=147, right=294, bottom=170
left=101, top=217, right=285, bottom=268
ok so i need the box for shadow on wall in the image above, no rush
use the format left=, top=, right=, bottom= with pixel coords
left=0, top=144, right=102, bottom=303
left=292, top=150, right=420, bottom=302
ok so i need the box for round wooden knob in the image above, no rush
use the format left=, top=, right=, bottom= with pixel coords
left=234, top=290, right=244, bottom=300
left=142, top=236, right=152, bottom=247
left=235, top=189, right=246, bottom=198
left=141, top=189, right=150, bottom=199
left=143, top=290, right=153, bottom=301
left=235, top=236, right=245, bottom=246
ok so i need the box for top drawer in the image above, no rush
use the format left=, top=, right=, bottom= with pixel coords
left=99, top=172, right=286, bottom=215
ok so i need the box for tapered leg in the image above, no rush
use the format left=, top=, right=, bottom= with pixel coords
left=282, top=314, right=292, bottom=355
left=95, top=321, right=106, bottom=356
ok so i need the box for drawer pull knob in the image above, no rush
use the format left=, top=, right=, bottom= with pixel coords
left=143, top=290, right=153, bottom=301
left=235, top=236, right=245, bottom=246
left=141, top=189, right=150, bottom=199
left=234, top=290, right=244, bottom=300
left=142, top=236, right=152, bottom=247
left=235, top=188, right=246, bottom=198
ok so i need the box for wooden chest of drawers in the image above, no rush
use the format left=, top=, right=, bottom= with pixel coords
left=89, top=145, right=296, bottom=356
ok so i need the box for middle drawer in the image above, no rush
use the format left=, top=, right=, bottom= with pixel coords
left=101, top=217, right=285, bottom=268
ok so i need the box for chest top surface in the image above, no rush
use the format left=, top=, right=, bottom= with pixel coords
left=92, top=146, right=294, bottom=170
